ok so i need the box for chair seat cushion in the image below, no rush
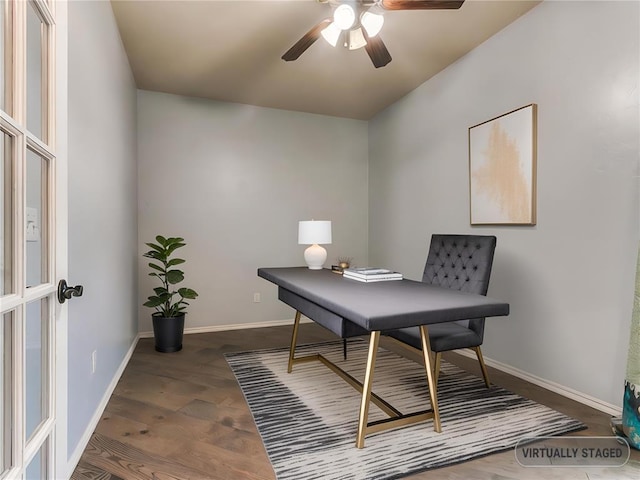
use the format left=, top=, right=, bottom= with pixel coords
left=386, top=323, right=483, bottom=352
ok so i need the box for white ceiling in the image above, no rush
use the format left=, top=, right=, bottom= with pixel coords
left=110, top=0, right=540, bottom=120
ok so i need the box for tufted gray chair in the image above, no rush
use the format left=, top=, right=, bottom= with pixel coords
left=385, top=234, right=497, bottom=387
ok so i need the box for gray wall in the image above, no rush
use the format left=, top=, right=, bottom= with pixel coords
left=67, top=0, right=138, bottom=457
left=368, top=0, right=639, bottom=408
left=137, top=91, right=368, bottom=333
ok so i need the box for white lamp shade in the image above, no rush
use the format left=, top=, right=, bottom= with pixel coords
left=298, top=220, right=332, bottom=245
left=333, top=4, right=355, bottom=30
left=361, top=11, right=384, bottom=37
left=321, top=22, right=341, bottom=47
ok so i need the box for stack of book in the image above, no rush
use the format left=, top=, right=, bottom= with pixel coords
left=342, top=267, right=403, bottom=283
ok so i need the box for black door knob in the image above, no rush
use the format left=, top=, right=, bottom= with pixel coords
left=57, top=279, right=84, bottom=304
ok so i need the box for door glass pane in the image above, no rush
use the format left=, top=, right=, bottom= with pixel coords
left=25, top=148, right=48, bottom=288
left=27, top=2, right=45, bottom=140
left=1, top=311, right=12, bottom=476
left=25, top=298, right=48, bottom=440
left=1, top=130, right=11, bottom=295
left=25, top=437, right=47, bottom=480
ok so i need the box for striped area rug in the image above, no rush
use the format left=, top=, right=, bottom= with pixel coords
left=225, top=339, right=585, bottom=480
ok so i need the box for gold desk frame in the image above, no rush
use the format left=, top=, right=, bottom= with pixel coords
left=287, top=311, right=442, bottom=448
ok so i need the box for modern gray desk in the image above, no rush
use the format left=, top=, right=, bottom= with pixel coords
left=258, top=267, right=510, bottom=448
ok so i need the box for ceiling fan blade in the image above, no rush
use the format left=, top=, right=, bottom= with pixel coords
left=381, top=0, right=464, bottom=10
left=282, top=19, right=332, bottom=61
left=362, top=32, right=392, bottom=68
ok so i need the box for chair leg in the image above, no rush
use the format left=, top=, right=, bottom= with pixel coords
left=474, top=346, right=491, bottom=388
left=343, top=338, right=347, bottom=360
left=433, top=352, right=442, bottom=385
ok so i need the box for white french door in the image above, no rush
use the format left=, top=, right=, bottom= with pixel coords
left=1, top=1, right=67, bottom=479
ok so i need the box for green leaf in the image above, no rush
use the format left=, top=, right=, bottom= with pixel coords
left=156, top=235, right=168, bottom=246
left=166, top=243, right=186, bottom=256
left=166, top=237, right=184, bottom=246
left=145, top=242, right=164, bottom=252
left=167, top=258, right=185, bottom=267
left=148, top=262, right=164, bottom=272
left=166, top=270, right=184, bottom=284
left=148, top=292, right=170, bottom=301
left=144, top=250, right=167, bottom=262
left=144, top=297, right=164, bottom=307
left=178, top=288, right=198, bottom=299
left=153, top=287, right=168, bottom=296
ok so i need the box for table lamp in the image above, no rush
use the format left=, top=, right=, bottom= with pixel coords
left=298, top=220, right=332, bottom=270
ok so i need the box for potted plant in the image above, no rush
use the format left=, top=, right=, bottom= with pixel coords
left=143, top=235, right=198, bottom=352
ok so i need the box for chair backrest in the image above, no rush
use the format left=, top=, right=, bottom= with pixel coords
left=422, top=234, right=496, bottom=295
left=422, top=235, right=497, bottom=337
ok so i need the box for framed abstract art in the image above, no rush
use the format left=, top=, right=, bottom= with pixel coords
left=469, top=104, right=537, bottom=225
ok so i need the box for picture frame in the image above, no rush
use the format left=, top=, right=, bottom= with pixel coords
left=469, top=104, right=537, bottom=225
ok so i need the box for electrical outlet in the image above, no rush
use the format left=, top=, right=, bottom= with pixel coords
left=253, top=293, right=261, bottom=303
left=91, top=350, right=97, bottom=374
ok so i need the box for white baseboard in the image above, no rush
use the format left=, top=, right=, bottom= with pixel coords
left=455, top=349, right=622, bottom=417
left=65, top=334, right=141, bottom=478
left=138, top=317, right=312, bottom=339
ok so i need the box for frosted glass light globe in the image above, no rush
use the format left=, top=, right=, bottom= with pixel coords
left=334, top=4, right=355, bottom=30
left=321, top=22, right=341, bottom=47
left=361, top=11, right=384, bottom=37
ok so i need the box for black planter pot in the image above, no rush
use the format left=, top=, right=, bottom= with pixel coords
left=152, top=313, right=185, bottom=352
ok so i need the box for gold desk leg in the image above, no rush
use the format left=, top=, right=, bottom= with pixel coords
left=434, top=351, right=442, bottom=386
left=287, top=311, right=301, bottom=374
left=356, top=331, right=380, bottom=449
left=419, top=326, right=441, bottom=433
left=474, top=346, right=491, bottom=388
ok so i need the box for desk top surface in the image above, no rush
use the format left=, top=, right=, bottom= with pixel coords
left=258, top=267, right=509, bottom=331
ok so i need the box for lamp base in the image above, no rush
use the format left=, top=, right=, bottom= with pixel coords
left=304, top=244, right=327, bottom=270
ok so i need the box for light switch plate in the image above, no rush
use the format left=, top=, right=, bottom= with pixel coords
left=26, top=207, right=39, bottom=242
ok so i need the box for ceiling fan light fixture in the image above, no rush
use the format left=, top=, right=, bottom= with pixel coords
left=348, top=27, right=367, bottom=50
left=333, top=4, right=356, bottom=30
left=361, top=10, right=384, bottom=37
left=320, top=22, right=341, bottom=47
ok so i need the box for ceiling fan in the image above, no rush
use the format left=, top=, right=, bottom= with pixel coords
left=282, top=0, right=465, bottom=68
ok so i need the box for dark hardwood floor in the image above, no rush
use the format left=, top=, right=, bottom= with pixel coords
left=71, top=323, right=640, bottom=480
